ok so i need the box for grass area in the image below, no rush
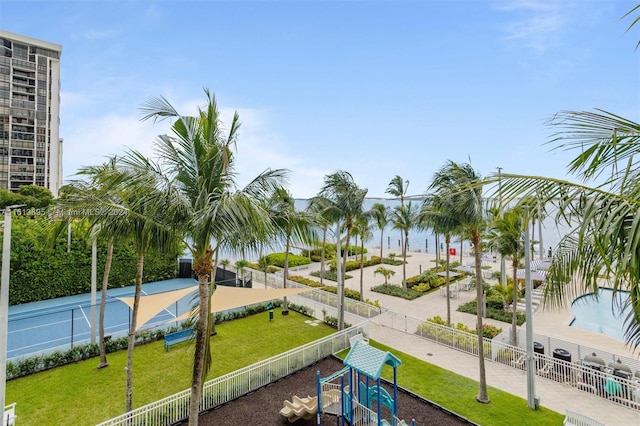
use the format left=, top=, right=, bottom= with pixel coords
left=6, top=308, right=334, bottom=426
left=338, top=341, right=564, bottom=426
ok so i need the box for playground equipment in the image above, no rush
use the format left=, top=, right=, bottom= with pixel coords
left=316, top=337, right=415, bottom=426
left=280, top=391, right=343, bottom=423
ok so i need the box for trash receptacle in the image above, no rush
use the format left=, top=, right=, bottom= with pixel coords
left=178, top=258, right=193, bottom=278
left=534, top=342, right=544, bottom=368
left=553, top=348, right=571, bottom=377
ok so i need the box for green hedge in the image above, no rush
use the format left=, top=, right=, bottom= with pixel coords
left=265, top=253, right=312, bottom=268
left=406, top=270, right=446, bottom=290
left=8, top=216, right=181, bottom=305
left=371, top=284, right=422, bottom=300
left=457, top=299, right=526, bottom=326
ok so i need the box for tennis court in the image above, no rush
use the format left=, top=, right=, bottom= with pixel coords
left=7, top=278, right=197, bottom=360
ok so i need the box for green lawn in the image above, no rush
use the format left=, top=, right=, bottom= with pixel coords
left=339, top=341, right=564, bottom=426
left=6, top=308, right=333, bottom=426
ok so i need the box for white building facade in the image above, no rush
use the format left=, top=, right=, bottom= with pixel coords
left=0, top=30, right=62, bottom=197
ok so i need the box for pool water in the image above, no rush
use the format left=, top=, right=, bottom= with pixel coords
left=570, top=288, right=630, bottom=342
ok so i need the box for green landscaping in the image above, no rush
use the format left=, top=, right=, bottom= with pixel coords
left=5, top=308, right=333, bottom=426
left=338, top=341, right=564, bottom=426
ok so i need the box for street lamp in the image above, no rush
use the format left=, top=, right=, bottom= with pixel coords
left=497, top=167, right=506, bottom=287
left=524, top=217, right=538, bottom=409
left=1, top=204, right=25, bottom=420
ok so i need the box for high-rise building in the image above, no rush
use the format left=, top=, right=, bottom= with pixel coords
left=0, top=30, right=62, bottom=197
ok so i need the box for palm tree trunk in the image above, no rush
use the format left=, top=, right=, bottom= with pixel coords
left=473, top=233, right=490, bottom=404
left=338, top=228, right=351, bottom=330
left=359, top=237, right=365, bottom=301
left=98, top=238, right=113, bottom=369
left=445, top=235, right=451, bottom=327
left=125, top=252, right=144, bottom=411
left=379, top=230, right=384, bottom=260
left=282, top=235, right=290, bottom=315
left=401, top=230, right=408, bottom=288
left=511, top=260, right=519, bottom=346
left=320, top=228, right=326, bottom=287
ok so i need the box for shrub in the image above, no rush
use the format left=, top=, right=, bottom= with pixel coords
left=371, top=284, right=422, bottom=300
left=382, top=257, right=404, bottom=266
left=265, top=253, right=312, bottom=268
left=310, top=270, right=352, bottom=282
left=457, top=299, right=526, bottom=325
left=288, top=275, right=323, bottom=287
left=406, top=270, right=445, bottom=289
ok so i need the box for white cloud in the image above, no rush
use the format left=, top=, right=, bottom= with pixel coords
left=494, top=0, right=569, bottom=52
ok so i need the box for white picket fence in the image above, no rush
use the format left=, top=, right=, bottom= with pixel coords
left=96, top=323, right=368, bottom=426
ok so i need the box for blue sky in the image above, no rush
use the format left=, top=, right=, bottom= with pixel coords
left=1, top=0, right=638, bottom=198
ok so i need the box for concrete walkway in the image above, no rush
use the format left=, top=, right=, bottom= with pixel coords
left=287, top=249, right=640, bottom=425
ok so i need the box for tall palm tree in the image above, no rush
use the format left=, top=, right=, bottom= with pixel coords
left=431, top=160, right=490, bottom=404
left=370, top=202, right=390, bottom=259
left=420, top=191, right=463, bottom=326
left=312, top=170, right=367, bottom=330
left=103, top=168, right=176, bottom=412
left=130, top=89, right=286, bottom=425
left=306, top=197, right=332, bottom=287
left=386, top=175, right=410, bottom=251
left=267, top=187, right=316, bottom=313
left=391, top=201, right=419, bottom=289
left=486, top=207, right=525, bottom=346
left=353, top=214, right=373, bottom=301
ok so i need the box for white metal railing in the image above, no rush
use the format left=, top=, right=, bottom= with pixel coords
left=563, top=410, right=605, bottom=426
left=96, top=323, right=368, bottom=426
left=3, top=403, right=16, bottom=426
left=379, top=311, right=640, bottom=412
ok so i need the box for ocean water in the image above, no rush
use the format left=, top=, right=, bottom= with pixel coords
left=221, top=198, right=569, bottom=262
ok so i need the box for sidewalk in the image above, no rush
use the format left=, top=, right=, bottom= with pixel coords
left=369, top=318, right=639, bottom=426
left=287, top=250, right=640, bottom=424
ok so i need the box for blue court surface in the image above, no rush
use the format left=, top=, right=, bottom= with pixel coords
left=7, top=278, right=197, bottom=361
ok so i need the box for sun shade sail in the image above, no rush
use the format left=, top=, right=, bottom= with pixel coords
left=117, top=286, right=198, bottom=331
left=171, top=285, right=313, bottom=324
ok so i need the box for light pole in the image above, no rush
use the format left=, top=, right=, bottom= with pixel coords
left=524, top=220, right=538, bottom=409
left=497, top=167, right=506, bottom=287
left=1, top=204, right=25, bottom=420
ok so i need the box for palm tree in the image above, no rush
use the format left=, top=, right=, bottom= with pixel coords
left=420, top=190, right=463, bottom=326
left=431, top=160, right=490, bottom=404
left=306, top=197, right=332, bottom=287
left=485, top=6, right=640, bottom=350
left=391, top=201, right=419, bottom=289
left=353, top=214, right=373, bottom=301
left=105, top=168, right=176, bottom=412
left=486, top=207, right=525, bottom=346
left=386, top=175, right=410, bottom=252
left=267, top=187, right=315, bottom=314
left=312, top=170, right=367, bottom=330
left=374, top=266, right=395, bottom=285
left=129, top=89, right=286, bottom=425
left=370, top=202, right=390, bottom=259
left=234, top=259, right=249, bottom=286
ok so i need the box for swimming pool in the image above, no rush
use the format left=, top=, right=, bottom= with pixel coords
left=570, top=288, right=630, bottom=342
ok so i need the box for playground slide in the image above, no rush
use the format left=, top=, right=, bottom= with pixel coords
left=279, top=396, right=318, bottom=423
left=279, top=391, right=343, bottom=423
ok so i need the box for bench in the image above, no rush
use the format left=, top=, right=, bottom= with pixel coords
left=563, top=410, right=604, bottom=426
left=164, top=328, right=195, bottom=351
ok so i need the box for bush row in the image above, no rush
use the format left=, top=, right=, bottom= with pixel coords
left=328, top=256, right=382, bottom=272
left=425, top=315, right=503, bottom=339
left=371, top=284, right=422, bottom=300
left=457, top=299, right=526, bottom=325
left=287, top=275, right=381, bottom=309
left=264, top=253, right=312, bottom=268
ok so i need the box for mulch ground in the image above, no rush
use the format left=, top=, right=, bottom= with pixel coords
left=191, top=356, right=473, bottom=426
